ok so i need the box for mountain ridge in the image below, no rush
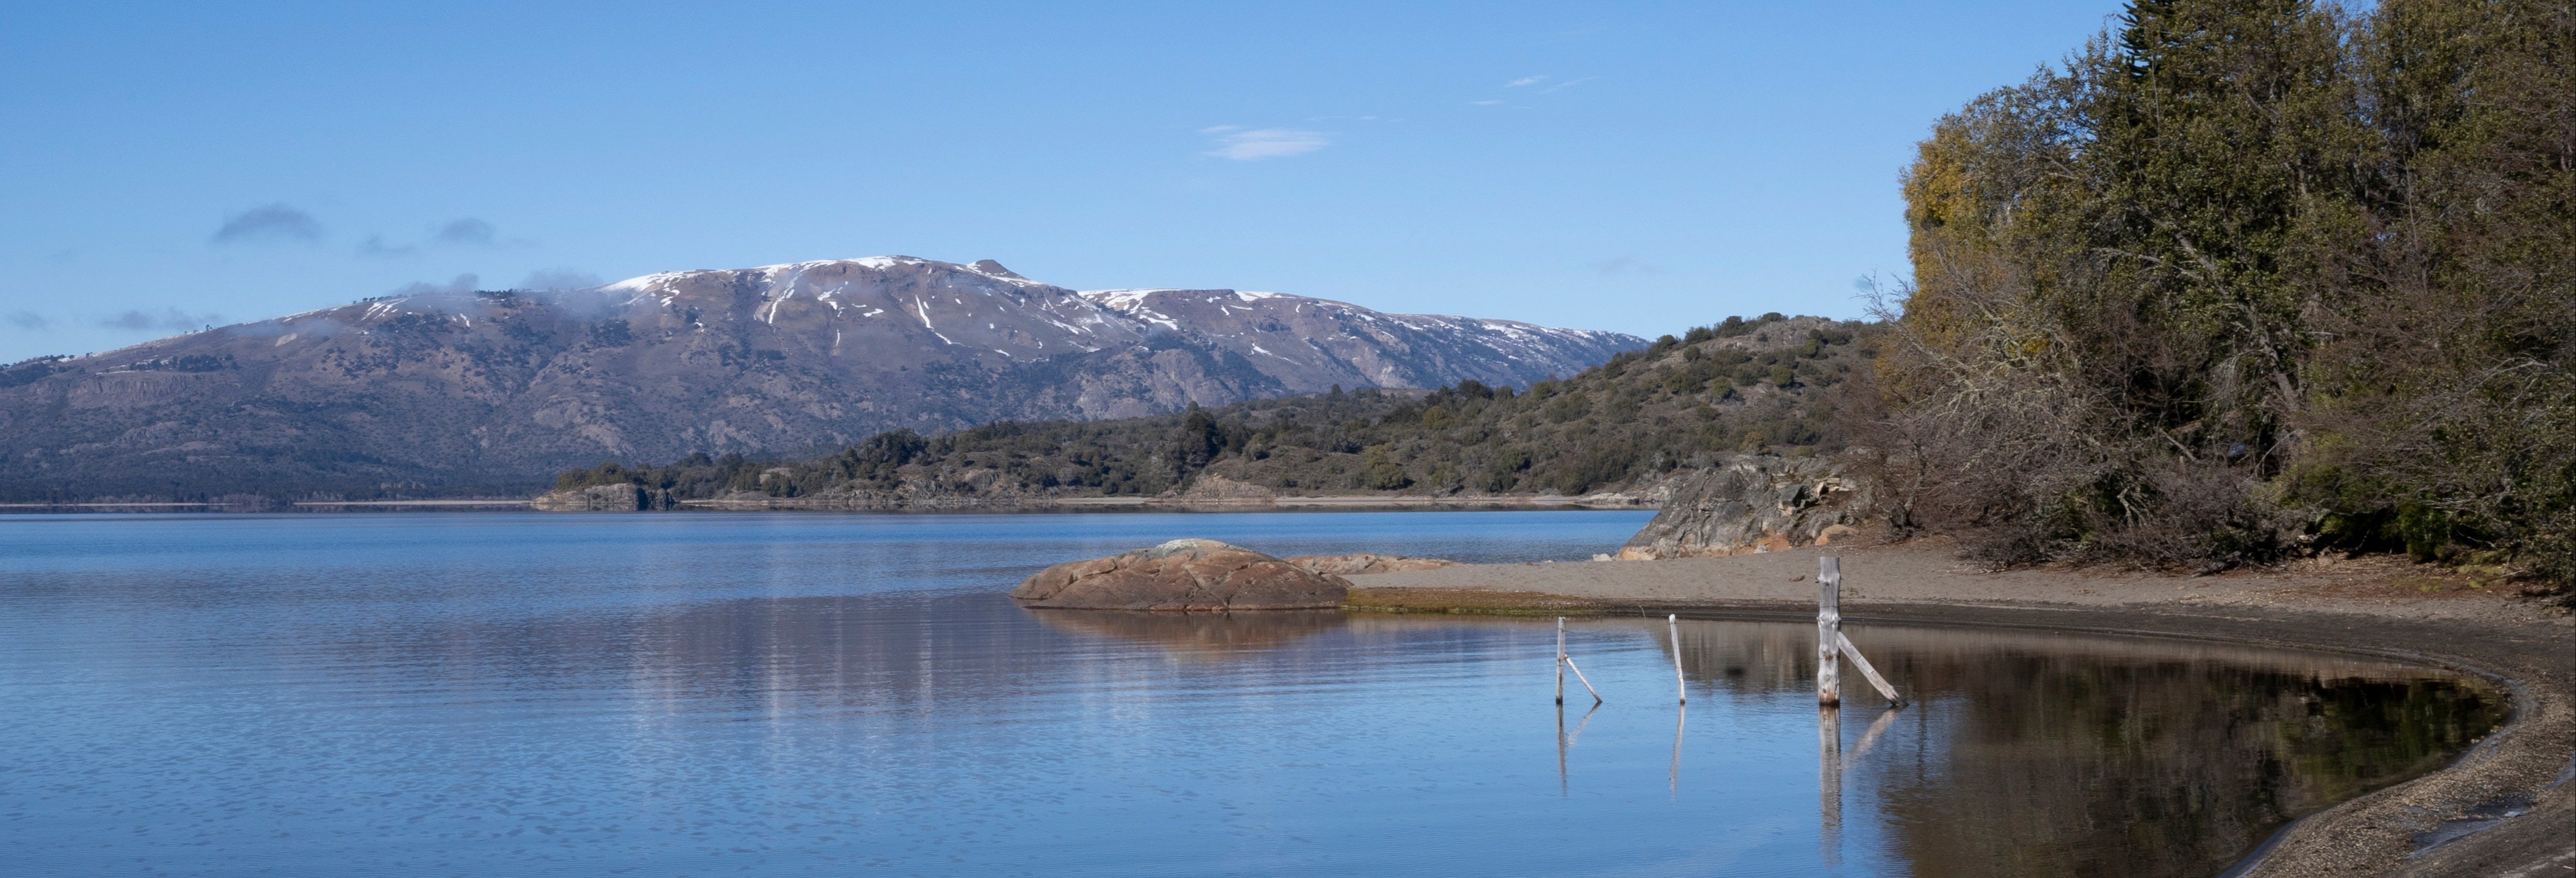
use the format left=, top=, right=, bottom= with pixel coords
left=0, top=256, right=1643, bottom=500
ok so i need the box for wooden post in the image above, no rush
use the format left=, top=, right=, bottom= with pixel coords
left=1667, top=614, right=1687, bottom=705
left=1818, top=557, right=1841, bottom=707
left=1555, top=617, right=1566, bottom=705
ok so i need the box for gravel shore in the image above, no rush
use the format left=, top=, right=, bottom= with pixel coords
left=1346, top=540, right=2576, bottom=877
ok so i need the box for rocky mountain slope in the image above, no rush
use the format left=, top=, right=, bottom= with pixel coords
left=0, top=257, right=1640, bottom=500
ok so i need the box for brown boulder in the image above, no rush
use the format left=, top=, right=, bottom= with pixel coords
left=1010, top=539, right=1350, bottom=611
left=1283, top=553, right=1460, bottom=575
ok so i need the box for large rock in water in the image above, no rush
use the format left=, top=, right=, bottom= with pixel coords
left=1616, top=454, right=1873, bottom=559
left=1011, top=539, right=1350, bottom=611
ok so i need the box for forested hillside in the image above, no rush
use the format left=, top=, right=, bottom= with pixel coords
left=552, top=314, right=1879, bottom=504
left=1877, top=0, right=2569, bottom=586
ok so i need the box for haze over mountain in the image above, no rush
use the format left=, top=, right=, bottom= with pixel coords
left=0, top=257, right=1641, bottom=500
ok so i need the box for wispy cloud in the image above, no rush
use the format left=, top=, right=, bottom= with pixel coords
left=210, top=203, right=322, bottom=244
left=7, top=311, right=47, bottom=330
left=357, top=217, right=522, bottom=257
left=1587, top=256, right=1662, bottom=276
left=1203, top=128, right=1331, bottom=161
left=1506, top=75, right=1548, bottom=88
left=388, top=274, right=481, bottom=297
left=99, top=308, right=224, bottom=332
left=1541, top=76, right=1599, bottom=93
left=519, top=268, right=600, bottom=291
left=356, top=235, right=419, bottom=258
left=1470, top=99, right=1504, bottom=106
left=433, top=218, right=497, bottom=246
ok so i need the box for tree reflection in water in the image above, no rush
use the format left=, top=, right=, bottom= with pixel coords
left=1649, top=620, right=2503, bottom=878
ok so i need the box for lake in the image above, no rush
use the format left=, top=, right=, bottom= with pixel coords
left=0, top=511, right=2501, bottom=876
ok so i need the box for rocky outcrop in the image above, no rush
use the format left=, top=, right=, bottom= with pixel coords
left=1176, top=474, right=1277, bottom=501
left=1010, top=539, right=1350, bottom=611
left=1615, top=454, right=1873, bottom=559
left=529, top=483, right=671, bottom=511
left=1284, top=553, right=1460, bottom=575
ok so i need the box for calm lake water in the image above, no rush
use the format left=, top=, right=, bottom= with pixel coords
left=0, top=511, right=2501, bottom=877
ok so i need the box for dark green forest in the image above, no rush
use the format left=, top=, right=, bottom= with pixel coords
left=1880, top=0, right=2569, bottom=584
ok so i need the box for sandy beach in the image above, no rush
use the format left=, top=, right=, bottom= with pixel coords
left=1346, top=541, right=2576, bottom=878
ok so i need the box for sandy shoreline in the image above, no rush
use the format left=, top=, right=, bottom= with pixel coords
left=1345, top=541, right=2575, bottom=878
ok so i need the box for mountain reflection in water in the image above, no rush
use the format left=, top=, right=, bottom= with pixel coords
left=0, top=513, right=2500, bottom=877
left=1027, top=608, right=1349, bottom=657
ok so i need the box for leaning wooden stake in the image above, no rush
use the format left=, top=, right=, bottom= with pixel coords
left=1562, top=654, right=1603, bottom=704
left=1836, top=632, right=1905, bottom=707
left=1818, top=557, right=1843, bottom=707
left=1819, top=556, right=1906, bottom=708
left=1555, top=617, right=1567, bottom=704
left=1667, top=614, right=1687, bottom=704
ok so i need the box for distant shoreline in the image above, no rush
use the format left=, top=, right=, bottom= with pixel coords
left=0, top=499, right=536, bottom=511
left=0, top=495, right=1658, bottom=513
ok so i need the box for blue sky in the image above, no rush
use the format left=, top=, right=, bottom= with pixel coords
left=0, top=1, right=2124, bottom=362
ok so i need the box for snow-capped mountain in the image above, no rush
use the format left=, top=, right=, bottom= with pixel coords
left=0, top=257, right=1643, bottom=498
left=1075, top=286, right=1631, bottom=392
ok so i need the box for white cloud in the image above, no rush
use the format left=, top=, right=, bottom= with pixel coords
left=1541, top=76, right=1599, bottom=93
left=1470, top=99, right=1504, bottom=106
left=1204, top=128, right=1330, bottom=161
left=1506, top=75, right=1548, bottom=87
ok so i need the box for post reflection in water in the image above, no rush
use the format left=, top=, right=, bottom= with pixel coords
left=1850, top=703, right=1902, bottom=762
left=1819, top=705, right=1843, bottom=866
left=1557, top=699, right=1601, bottom=796
left=1818, top=703, right=1903, bottom=867
left=1670, top=704, right=1684, bottom=797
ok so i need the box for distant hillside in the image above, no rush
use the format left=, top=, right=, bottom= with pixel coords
left=548, top=313, right=1879, bottom=507
left=0, top=257, right=1641, bottom=501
